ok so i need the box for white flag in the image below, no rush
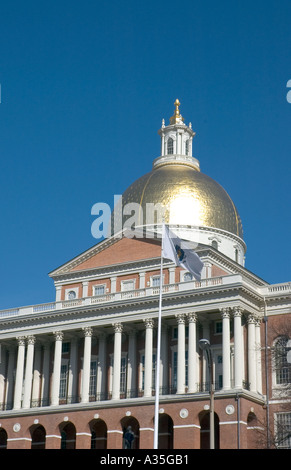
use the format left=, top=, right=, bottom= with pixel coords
left=162, top=225, right=204, bottom=281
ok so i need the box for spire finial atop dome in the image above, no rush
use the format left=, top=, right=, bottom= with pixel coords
left=170, top=98, right=185, bottom=124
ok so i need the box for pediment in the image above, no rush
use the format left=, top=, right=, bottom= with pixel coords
left=49, top=233, right=161, bottom=276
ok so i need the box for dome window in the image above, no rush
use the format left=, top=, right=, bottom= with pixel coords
left=211, top=240, right=218, bottom=250
left=167, top=138, right=174, bottom=155
left=185, top=139, right=189, bottom=155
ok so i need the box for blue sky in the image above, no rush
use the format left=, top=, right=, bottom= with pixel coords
left=0, top=0, right=290, bottom=309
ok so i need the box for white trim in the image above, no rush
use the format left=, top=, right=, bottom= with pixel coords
left=46, top=434, right=62, bottom=439
left=140, top=427, right=154, bottom=432
left=7, top=437, right=32, bottom=442
left=173, top=424, right=200, bottom=429
left=247, top=426, right=265, bottom=431
left=219, top=420, right=248, bottom=426
left=107, top=430, right=123, bottom=434
left=76, top=432, right=92, bottom=437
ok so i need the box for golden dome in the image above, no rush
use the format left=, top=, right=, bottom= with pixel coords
left=112, top=100, right=243, bottom=241
left=115, top=163, right=243, bottom=239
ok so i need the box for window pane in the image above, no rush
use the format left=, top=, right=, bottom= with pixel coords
left=94, top=285, right=105, bottom=296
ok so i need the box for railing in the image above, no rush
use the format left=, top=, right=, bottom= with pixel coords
left=0, top=381, right=252, bottom=412
left=3, top=275, right=290, bottom=321
left=0, top=276, right=227, bottom=319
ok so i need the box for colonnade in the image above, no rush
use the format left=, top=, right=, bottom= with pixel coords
left=0, top=307, right=263, bottom=411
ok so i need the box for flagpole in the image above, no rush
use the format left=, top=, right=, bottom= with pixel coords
left=153, top=223, right=164, bottom=449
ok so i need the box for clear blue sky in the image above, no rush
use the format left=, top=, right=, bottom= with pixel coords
left=0, top=0, right=290, bottom=309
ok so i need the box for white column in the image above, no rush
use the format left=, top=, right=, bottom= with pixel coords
left=13, top=337, right=26, bottom=410
left=81, top=327, right=93, bottom=403
left=169, top=267, right=176, bottom=285
left=67, top=338, right=78, bottom=402
left=112, top=323, right=123, bottom=400
left=144, top=318, right=154, bottom=397
left=6, top=347, right=15, bottom=408
left=233, top=307, right=243, bottom=389
left=201, top=321, right=210, bottom=385
left=255, top=318, right=263, bottom=394
left=22, top=336, right=36, bottom=408
left=127, top=330, right=137, bottom=397
left=176, top=314, right=186, bottom=394
left=51, top=331, right=63, bottom=406
left=110, top=277, right=117, bottom=293
left=221, top=308, right=231, bottom=390
left=82, top=281, right=89, bottom=298
left=0, top=346, right=6, bottom=405
left=41, top=343, right=50, bottom=406
left=160, top=325, right=169, bottom=392
left=31, top=344, right=42, bottom=406
left=97, top=333, right=106, bottom=399
left=247, top=314, right=257, bottom=392
left=139, top=272, right=145, bottom=289
left=188, top=313, right=197, bottom=393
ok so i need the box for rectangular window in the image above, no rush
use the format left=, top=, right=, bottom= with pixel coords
left=215, top=321, right=223, bottom=334
left=173, top=351, right=188, bottom=388
left=151, top=276, right=160, bottom=287
left=140, top=354, right=156, bottom=391
left=89, top=361, right=97, bottom=396
left=62, top=342, right=70, bottom=354
left=120, top=356, right=127, bottom=393
left=59, top=364, right=68, bottom=399
left=276, top=413, right=291, bottom=449
left=94, top=285, right=105, bottom=296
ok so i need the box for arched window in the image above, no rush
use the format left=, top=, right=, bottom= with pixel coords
left=31, top=425, right=46, bottom=449
left=235, top=248, right=239, bottom=263
left=90, top=419, right=107, bottom=449
left=211, top=240, right=218, bottom=250
left=121, top=416, right=140, bottom=449
left=167, top=138, right=174, bottom=155
left=68, top=290, right=76, bottom=300
left=60, top=422, right=76, bottom=449
left=199, top=411, right=220, bottom=449
left=157, top=414, right=173, bottom=449
left=273, top=337, right=291, bottom=385
left=0, top=428, right=7, bottom=450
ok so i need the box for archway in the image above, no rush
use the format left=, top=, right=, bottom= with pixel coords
left=59, top=422, right=76, bottom=449
left=0, top=428, right=7, bottom=449
left=90, top=419, right=107, bottom=449
left=157, top=414, right=173, bottom=449
left=120, top=416, right=140, bottom=449
left=30, top=425, right=46, bottom=449
left=199, top=411, right=220, bottom=449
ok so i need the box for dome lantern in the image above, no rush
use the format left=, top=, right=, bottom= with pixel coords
left=155, top=99, right=200, bottom=171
